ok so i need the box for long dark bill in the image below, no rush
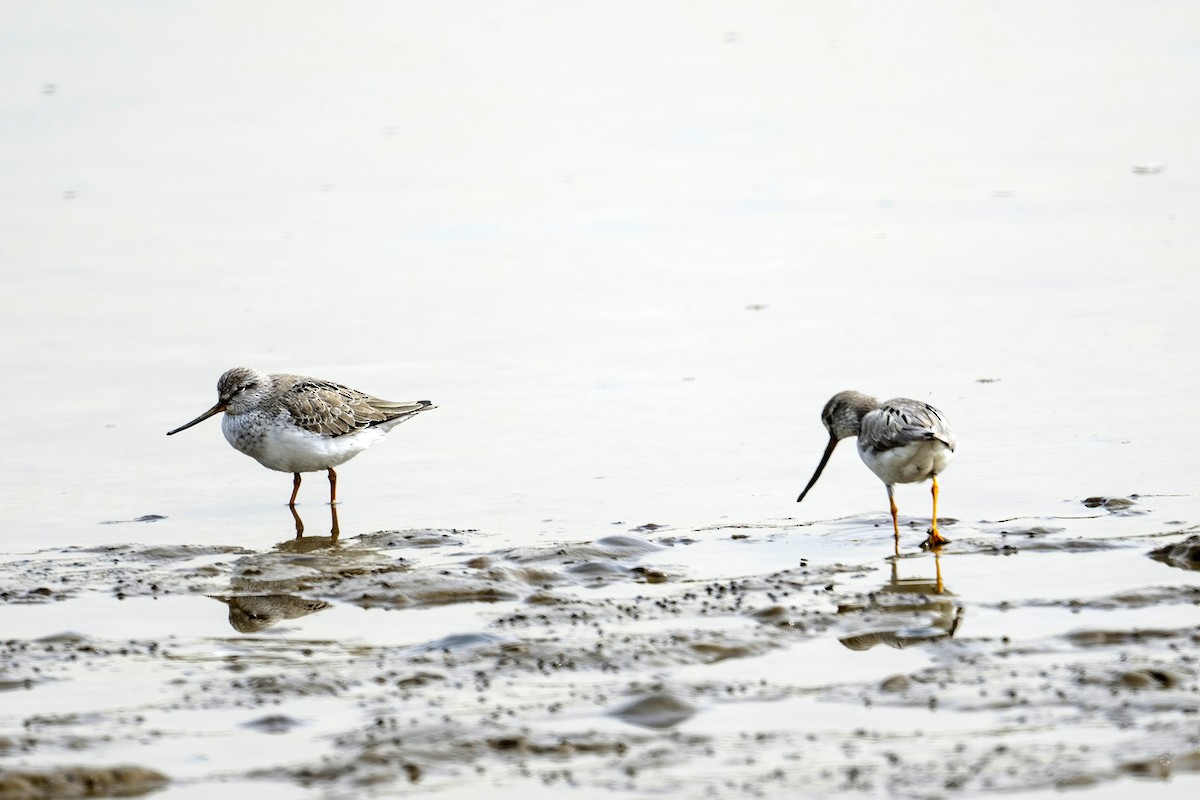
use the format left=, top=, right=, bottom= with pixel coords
left=796, top=435, right=839, bottom=502
left=166, top=402, right=226, bottom=436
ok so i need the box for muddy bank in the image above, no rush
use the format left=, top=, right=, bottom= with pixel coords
left=2, top=498, right=1198, bottom=798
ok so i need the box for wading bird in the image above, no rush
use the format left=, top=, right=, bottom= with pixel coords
left=168, top=367, right=434, bottom=509
left=796, top=390, right=956, bottom=548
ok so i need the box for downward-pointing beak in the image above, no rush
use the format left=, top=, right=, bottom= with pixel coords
left=796, top=435, right=839, bottom=502
left=166, top=401, right=226, bottom=435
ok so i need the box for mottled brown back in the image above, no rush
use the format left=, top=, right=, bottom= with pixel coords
left=275, top=375, right=433, bottom=437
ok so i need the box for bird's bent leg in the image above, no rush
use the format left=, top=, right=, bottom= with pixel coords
left=926, top=474, right=950, bottom=547
left=327, top=467, right=338, bottom=506
left=289, top=473, right=302, bottom=507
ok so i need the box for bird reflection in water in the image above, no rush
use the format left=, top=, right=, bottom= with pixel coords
left=210, top=594, right=331, bottom=633
left=836, top=551, right=964, bottom=651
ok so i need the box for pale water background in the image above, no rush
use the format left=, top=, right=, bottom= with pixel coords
left=2, top=2, right=1200, bottom=798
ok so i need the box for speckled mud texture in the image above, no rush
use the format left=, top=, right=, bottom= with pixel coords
left=3, top=497, right=1198, bottom=799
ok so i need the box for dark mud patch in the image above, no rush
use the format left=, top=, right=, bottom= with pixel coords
left=231, top=533, right=679, bottom=610
left=502, top=534, right=663, bottom=565
left=242, top=714, right=305, bottom=734
left=996, top=525, right=1065, bottom=538
left=0, top=543, right=253, bottom=604
left=1149, top=534, right=1200, bottom=571
left=353, top=529, right=471, bottom=549
left=1082, top=495, right=1141, bottom=514
left=986, top=537, right=1124, bottom=553
left=609, top=692, right=698, bottom=728
left=1122, top=749, right=1200, bottom=778
left=75, top=543, right=250, bottom=559
left=0, top=765, right=167, bottom=798
left=1063, top=627, right=1200, bottom=648
left=628, top=522, right=669, bottom=533
left=1002, top=584, right=1200, bottom=610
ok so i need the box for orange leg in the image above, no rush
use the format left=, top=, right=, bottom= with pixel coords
left=289, top=473, right=302, bottom=507
left=926, top=474, right=950, bottom=547
left=887, top=485, right=900, bottom=540
left=327, top=468, right=338, bottom=505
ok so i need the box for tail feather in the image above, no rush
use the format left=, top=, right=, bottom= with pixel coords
left=371, top=399, right=436, bottom=426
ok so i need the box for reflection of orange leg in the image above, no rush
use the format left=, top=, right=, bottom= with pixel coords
left=934, top=549, right=944, bottom=594
left=327, top=468, right=338, bottom=505
left=926, top=475, right=950, bottom=547
left=330, top=504, right=340, bottom=540
left=289, top=504, right=305, bottom=538
left=289, top=473, right=302, bottom=507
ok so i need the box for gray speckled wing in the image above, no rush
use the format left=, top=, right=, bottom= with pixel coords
left=860, top=398, right=957, bottom=454
left=277, top=377, right=430, bottom=438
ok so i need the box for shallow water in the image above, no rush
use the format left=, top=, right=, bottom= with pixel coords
left=2, top=2, right=1200, bottom=798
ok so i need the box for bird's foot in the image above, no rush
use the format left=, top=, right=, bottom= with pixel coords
left=921, top=528, right=950, bottom=550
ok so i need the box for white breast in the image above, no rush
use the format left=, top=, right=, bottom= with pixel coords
left=221, top=412, right=388, bottom=473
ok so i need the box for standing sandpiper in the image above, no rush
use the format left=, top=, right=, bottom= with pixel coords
left=167, top=367, right=435, bottom=508
left=796, top=391, right=956, bottom=548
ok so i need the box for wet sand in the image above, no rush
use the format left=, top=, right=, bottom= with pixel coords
left=3, top=2, right=1200, bottom=798
left=2, top=496, right=1198, bottom=798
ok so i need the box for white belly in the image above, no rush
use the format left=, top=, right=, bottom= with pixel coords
left=222, top=412, right=387, bottom=473
left=858, top=439, right=954, bottom=487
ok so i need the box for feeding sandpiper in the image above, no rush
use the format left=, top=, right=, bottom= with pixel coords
left=796, top=390, right=956, bottom=548
left=167, top=367, right=435, bottom=509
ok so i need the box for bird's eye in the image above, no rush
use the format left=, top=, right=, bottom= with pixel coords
left=221, top=383, right=250, bottom=402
